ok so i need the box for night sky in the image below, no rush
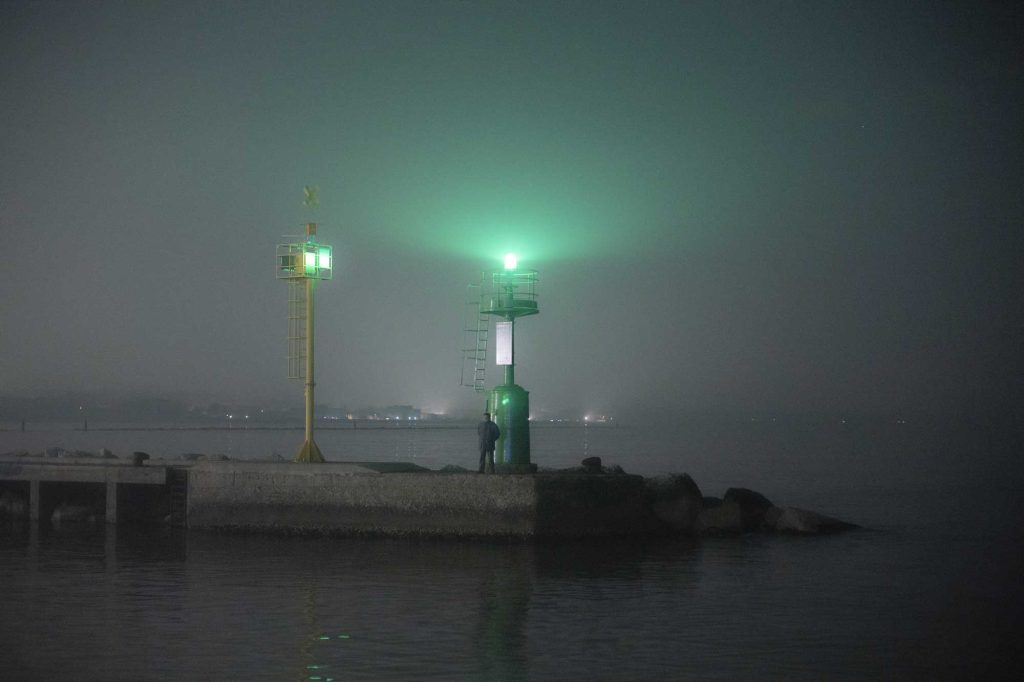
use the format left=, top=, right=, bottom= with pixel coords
left=1, top=1, right=1021, bottom=420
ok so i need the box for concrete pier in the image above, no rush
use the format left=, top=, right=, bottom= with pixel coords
left=187, top=462, right=648, bottom=537
left=1, top=458, right=649, bottom=537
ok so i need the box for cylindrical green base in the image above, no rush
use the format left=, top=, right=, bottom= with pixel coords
left=489, top=384, right=531, bottom=473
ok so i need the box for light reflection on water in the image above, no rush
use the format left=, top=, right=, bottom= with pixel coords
left=2, top=519, right=1019, bottom=680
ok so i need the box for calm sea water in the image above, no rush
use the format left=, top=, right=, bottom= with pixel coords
left=2, top=420, right=1021, bottom=679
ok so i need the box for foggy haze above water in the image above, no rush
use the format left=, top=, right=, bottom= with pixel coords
left=0, top=0, right=1021, bottom=501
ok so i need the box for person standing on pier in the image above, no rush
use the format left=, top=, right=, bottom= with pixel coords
left=478, top=412, right=500, bottom=474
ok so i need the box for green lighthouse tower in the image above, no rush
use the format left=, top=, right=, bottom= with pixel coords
left=480, top=254, right=539, bottom=473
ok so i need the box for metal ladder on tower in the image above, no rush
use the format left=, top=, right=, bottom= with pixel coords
left=459, top=283, right=489, bottom=392
left=287, top=279, right=307, bottom=380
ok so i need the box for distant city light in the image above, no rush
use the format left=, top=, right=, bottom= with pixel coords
left=504, top=253, right=517, bottom=270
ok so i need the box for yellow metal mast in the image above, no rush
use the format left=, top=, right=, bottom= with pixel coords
left=294, top=220, right=323, bottom=463
left=277, top=186, right=331, bottom=463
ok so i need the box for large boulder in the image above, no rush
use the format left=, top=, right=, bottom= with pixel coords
left=438, top=464, right=472, bottom=473
left=769, top=506, right=860, bottom=534
left=0, top=490, right=27, bottom=519
left=696, top=500, right=744, bottom=535
left=645, top=473, right=703, bottom=533
left=723, top=487, right=774, bottom=531
left=563, top=458, right=626, bottom=476
left=51, top=503, right=98, bottom=527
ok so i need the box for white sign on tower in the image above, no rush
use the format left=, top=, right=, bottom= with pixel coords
left=495, top=321, right=512, bottom=366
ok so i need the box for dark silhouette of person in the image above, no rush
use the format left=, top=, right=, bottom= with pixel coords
left=478, top=412, right=501, bottom=473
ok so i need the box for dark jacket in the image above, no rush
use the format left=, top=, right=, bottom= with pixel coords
left=478, top=419, right=500, bottom=451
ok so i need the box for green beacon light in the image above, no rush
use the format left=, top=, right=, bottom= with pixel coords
left=504, top=253, right=517, bottom=270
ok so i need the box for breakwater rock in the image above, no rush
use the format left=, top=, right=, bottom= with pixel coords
left=0, top=490, right=27, bottom=520
left=655, top=478, right=856, bottom=536
left=645, top=473, right=704, bottom=533
left=51, top=502, right=99, bottom=528
left=567, top=457, right=858, bottom=536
